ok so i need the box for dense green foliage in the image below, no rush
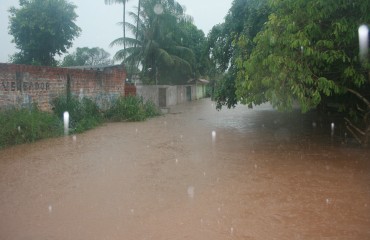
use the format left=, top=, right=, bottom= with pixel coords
left=105, top=96, right=160, bottom=121
left=109, top=0, right=208, bottom=84
left=209, top=0, right=270, bottom=109
left=51, top=96, right=103, bottom=133
left=61, top=47, right=114, bottom=67
left=8, top=0, right=81, bottom=66
left=0, top=106, right=62, bottom=149
left=211, top=0, right=370, bottom=112
left=236, top=0, right=369, bottom=112
left=213, top=72, right=238, bottom=109
left=210, top=0, right=370, bottom=145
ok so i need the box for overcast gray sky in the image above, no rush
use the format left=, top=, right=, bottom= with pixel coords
left=0, top=0, right=233, bottom=63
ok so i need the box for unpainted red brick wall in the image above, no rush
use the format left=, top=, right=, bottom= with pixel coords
left=124, top=84, right=137, bottom=96
left=0, top=63, right=126, bottom=111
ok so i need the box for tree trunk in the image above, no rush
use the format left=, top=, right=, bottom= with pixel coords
left=123, top=2, right=126, bottom=61
left=135, top=0, right=140, bottom=43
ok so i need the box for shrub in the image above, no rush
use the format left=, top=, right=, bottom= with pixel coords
left=0, top=95, right=160, bottom=149
left=0, top=106, right=62, bottom=149
left=144, top=100, right=161, bottom=118
left=51, top=95, right=103, bottom=133
left=106, top=96, right=160, bottom=122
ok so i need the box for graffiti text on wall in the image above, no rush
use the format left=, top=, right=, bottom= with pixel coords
left=1, top=81, right=50, bottom=91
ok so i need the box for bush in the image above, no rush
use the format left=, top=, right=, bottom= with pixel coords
left=0, top=106, right=62, bottom=149
left=0, top=95, right=160, bottom=149
left=144, top=99, right=161, bottom=118
left=51, top=95, right=103, bottom=133
left=105, top=96, right=160, bottom=122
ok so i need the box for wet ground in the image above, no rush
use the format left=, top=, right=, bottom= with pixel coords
left=0, top=98, right=369, bottom=240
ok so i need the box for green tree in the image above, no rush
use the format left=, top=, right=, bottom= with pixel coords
left=61, top=47, right=114, bottom=67
left=8, top=0, right=81, bottom=66
left=236, top=0, right=370, bottom=144
left=208, top=0, right=270, bottom=109
left=110, top=0, right=195, bottom=84
left=177, top=21, right=208, bottom=78
left=236, top=0, right=369, bottom=110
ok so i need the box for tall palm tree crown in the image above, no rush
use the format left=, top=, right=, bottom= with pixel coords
left=110, top=0, right=195, bottom=84
left=104, top=0, right=130, bottom=59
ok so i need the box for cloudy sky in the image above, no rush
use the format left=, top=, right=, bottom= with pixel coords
left=0, top=0, right=233, bottom=63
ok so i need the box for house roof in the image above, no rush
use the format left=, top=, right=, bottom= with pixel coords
left=187, top=78, right=210, bottom=85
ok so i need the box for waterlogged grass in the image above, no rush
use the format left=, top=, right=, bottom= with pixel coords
left=0, top=106, right=62, bottom=149
left=0, top=96, right=160, bottom=149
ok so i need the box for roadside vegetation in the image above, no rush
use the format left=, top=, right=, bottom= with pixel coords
left=0, top=96, right=160, bottom=149
left=52, top=96, right=103, bottom=133
left=105, top=96, right=161, bottom=122
left=0, top=106, right=62, bottom=149
left=209, top=0, right=370, bottom=146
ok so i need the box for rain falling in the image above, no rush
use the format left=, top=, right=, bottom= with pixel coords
left=0, top=100, right=369, bottom=239
left=0, top=0, right=369, bottom=239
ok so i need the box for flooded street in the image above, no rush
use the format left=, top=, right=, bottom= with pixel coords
left=0, top=98, right=369, bottom=240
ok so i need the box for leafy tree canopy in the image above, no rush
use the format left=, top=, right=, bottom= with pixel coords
left=8, top=0, right=81, bottom=66
left=236, top=0, right=370, bottom=112
left=61, top=47, right=114, bottom=67
left=209, top=0, right=270, bottom=109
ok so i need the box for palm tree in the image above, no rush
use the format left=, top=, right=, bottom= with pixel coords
left=104, top=0, right=130, bottom=59
left=110, top=0, right=195, bottom=84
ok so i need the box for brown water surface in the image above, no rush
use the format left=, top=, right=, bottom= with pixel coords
left=0, top=99, right=369, bottom=239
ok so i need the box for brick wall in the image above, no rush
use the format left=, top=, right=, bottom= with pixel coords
left=0, top=63, right=126, bottom=111
left=124, top=84, right=136, bottom=96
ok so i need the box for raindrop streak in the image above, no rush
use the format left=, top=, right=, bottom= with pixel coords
left=187, top=186, right=195, bottom=199
left=212, top=131, right=216, bottom=143
left=358, top=25, right=369, bottom=61
left=48, top=205, right=52, bottom=213
left=63, top=111, right=70, bottom=136
left=331, top=122, right=335, bottom=136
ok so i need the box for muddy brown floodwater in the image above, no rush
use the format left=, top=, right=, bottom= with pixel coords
left=0, top=99, right=369, bottom=240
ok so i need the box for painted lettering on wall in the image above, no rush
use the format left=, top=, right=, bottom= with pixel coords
left=1, top=81, right=50, bottom=91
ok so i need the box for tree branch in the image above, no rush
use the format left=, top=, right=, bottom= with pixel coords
left=344, top=118, right=365, bottom=145
left=346, top=88, right=370, bottom=108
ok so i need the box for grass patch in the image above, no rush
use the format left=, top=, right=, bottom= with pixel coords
left=0, top=106, right=62, bottom=149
